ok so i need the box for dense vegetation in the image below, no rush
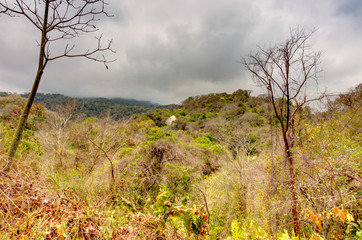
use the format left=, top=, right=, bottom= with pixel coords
left=0, top=86, right=361, bottom=239
left=0, top=92, right=169, bottom=120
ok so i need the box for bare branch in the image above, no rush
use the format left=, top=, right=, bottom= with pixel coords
left=45, top=34, right=116, bottom=66
left=2, top=0, right=115, bottom=168
left=242, top=27, right=322, bottom=236
left=1, top=0, right=115, bottom=64
left=0, top=0, right=43, bottom=30
left=88, top=138, right=116, bottom=190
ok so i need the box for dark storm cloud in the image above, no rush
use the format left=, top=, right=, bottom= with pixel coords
left=0, top=16, right=39, bottom=91
left=0, top=0, right=361, bottom=104
left=104, top=0, right=261, bottom=102
left=123, top=10, right=254, bottom=87
left=337, top=0, right=362, bottom=16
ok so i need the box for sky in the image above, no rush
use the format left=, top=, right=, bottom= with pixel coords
left=0, top=0, right=361, bottom=105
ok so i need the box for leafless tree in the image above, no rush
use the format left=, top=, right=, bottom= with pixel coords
left=39, top=99, right=81, bottom=168
left=0, top=0, right=115, bottom=171
left=53, top=99, right=82, bottom=128
left=243, top=27, right=323, bottom=235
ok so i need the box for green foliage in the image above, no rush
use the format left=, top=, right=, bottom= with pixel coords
left=194, top=136, right=224, bottom=154
left=276, top=230, right=300, bottom=240
left=16, top=92, right=176, bottom=120
left=0, top=125, right=43, bottom=162
left=194, top=136, right=213, bottom=147
left=276, top=230, right=324, bottom=240
left=148, top=185, right=209, bottom=238
left=181, top=90, right=250, bottom=113
left=0, top=100, right=44, bottom=166
left=345, top=220, right=362, bottom=239
left=145, top=127, right=172, bottom=143
left=1, top=87, right=361, bottom=239
left=165, top=163, right=193, bottom=196
left=117, top=147, right=133, bottom=157
left=146, top=109, right=172, bottom=126
left=231, top=218, right=269, bottom=240
left=173, top=205, right=209, bottom=237
left=152, top=186, right=173, bottom=220
left=304, top=120, right=360, bottom=162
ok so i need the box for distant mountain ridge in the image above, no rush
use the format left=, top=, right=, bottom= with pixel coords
left=0, top=92, right=172, bottom=120
left=80, top=97, right=159, bottom=107
left=22, top=93, right=159, bottom=107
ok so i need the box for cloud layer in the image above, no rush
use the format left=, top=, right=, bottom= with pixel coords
left=0, top=0, right=361, bottom=104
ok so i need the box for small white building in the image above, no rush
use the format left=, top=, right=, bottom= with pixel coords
left=166, top=115, right=177, bottom=126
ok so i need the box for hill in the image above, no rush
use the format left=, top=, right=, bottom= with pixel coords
left=0, top=92, right=172, bottom=120
left=0, top=86, right=361, bottom=239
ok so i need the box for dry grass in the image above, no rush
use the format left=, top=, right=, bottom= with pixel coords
left=0, top=169, right=103, bottom=239
left=0, top=167, right=190, bottom=239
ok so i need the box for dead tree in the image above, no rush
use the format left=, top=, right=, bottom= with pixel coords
left=243, top=28, right=323, bottom=235
left=0, top=0, right=115, bottom=171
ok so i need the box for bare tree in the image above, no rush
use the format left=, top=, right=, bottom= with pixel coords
left=0, top=0, right=115, bottom=171
left=40, top=99, right=81, bottom=168
left=243, top=28, right=323, bottom=235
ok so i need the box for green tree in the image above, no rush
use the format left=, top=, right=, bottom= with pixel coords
left=0, top=0, right=115, bottom=171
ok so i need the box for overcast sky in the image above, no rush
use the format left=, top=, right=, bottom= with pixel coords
left=0, top=0, right=361, bottom=104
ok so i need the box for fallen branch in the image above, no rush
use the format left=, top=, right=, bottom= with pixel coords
left=197, top=187, right=210, bottom=223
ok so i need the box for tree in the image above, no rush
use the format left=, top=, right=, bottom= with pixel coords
left=242, top=28, right=323, bottom=235
left=0, top=0, right=115, bottom=171
left=335, top=83, right=362, bottom=110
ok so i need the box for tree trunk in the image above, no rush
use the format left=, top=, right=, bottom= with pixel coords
left=268, top=95, right=276, bottom=187
left=283, top=132, right=300, bottom=235
left=5, top=1, right=49, bottom=171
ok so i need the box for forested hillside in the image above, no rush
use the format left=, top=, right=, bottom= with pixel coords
left=0, top=86, right=361, bottom=239
left=0, top=92, right=168, bottom=120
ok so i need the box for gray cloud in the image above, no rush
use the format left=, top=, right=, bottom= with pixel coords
left=0, top=0, right=361, bottom=104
